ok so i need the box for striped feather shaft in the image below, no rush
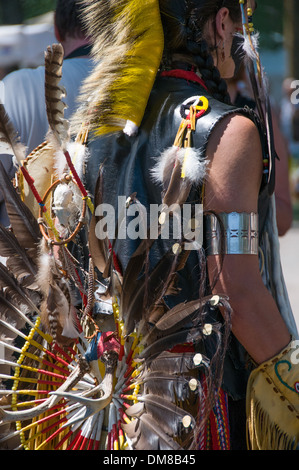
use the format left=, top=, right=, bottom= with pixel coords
left=0, top=263, right=40, bottom=315
left=44, top=44, right=69, bottom=150
left=0, top=224, right=38, bottom=287
left=0, top=292, right=37, bottom=329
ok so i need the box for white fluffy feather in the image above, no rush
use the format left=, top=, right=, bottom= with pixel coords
left=151, top=146, right=207, bottom=186
left=178, top=147, right=207, bottom=184
left=36, top=240, right=53, bottom=293
left=53, top=148, right=67, bottom=179
left=151, top=146, right=178, bottom=184
left=67, top=141, right=89, bottom=180
left=53, top=140, right=89, bottom=180
left=242, top=31, right=260, bottom=62
left=123, top=120, right=139, bottom=136
left=52, top=183, right=78, bottom=233
left=61, top=304, right=79, bottom=338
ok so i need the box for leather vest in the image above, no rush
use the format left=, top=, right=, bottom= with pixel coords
left=83, top=75, right=271, bottom=400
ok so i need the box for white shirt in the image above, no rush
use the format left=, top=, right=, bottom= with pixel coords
left=2, top=55, right=93, bottom=154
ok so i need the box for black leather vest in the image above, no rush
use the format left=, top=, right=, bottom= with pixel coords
left=83, top=75, right=271, bottom=400
left=86, top=76, right=269, bottom=260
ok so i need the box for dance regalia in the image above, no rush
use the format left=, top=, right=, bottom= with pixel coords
left=81, top=70, right=295, bottom=449
left=0, top=1, right=298, bottom=451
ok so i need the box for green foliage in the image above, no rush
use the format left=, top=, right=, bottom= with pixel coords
left=0, top=0, right=285, bottom=50
left=254, top=0, right=284, bottom=49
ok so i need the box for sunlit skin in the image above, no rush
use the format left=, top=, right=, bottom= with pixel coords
left=203, top=3, right=291, bottom=365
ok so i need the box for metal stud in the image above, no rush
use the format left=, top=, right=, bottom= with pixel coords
left=193, top=353, right=203, bottom=366
left=202, top=323, right=212, bottom=336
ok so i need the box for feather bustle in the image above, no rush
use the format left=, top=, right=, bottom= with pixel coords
left=122, top=413, right=182, bottom=450
left=0, top=161, right=40, bottom=258
left=0, top=104, right=26, bottom=166
left=0, top=224, right=38, bottom=289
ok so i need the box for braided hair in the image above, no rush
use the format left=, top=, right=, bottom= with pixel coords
left=159, top=0, right=244, bottom=104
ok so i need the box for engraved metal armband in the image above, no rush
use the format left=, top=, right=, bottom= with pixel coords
left=204, top=212, right=259, bottom=255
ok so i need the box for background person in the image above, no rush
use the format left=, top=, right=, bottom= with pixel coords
left=227, top=66, right=293, bottom=236
left=0, top=0, right=93, bottom=226
left=2, top=0, right=92, bottom=155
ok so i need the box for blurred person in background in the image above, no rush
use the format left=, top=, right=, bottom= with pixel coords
left=0, top=0, right=93, bottom=225
left=2, top=0, right=92, bottom=154
left=280, top=77, right=299, bottom=201
left=227, top=67, right=293, bottom=236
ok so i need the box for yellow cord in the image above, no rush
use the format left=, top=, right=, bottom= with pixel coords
left=12, top=316, right=43, bottom=450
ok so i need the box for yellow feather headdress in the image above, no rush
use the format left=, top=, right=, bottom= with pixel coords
left=72, top=0, right=164, bottom=137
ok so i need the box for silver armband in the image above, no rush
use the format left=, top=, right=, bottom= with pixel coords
left=204, top=212, right=259, bottom=255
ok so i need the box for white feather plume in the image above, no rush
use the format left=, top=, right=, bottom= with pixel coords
left=151, top=146, right=178, bottom=185
left=151, top=146, right=207, bottom=186
left=242, top=31, right=260, bottom=62
left=67, top=141, right=89, bottom=180
left=53, top=140, right=89, bottom=180
left=178, top=147, right=207, bottom=184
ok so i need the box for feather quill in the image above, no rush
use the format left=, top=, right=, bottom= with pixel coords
left=141, top=372, right=199, bottom=402
left=0, top=224, right=38, bottom=289
left=122, top=413, right=182, bottom=450
left=0, top=161, right=40, bottom=257
left=37, top=240, right=78, bottom=343
left=0, top=104, right=26, bottom=166
left=128, top=394, right=195, bottom=437
left=0, top=262, right=39, bottom=316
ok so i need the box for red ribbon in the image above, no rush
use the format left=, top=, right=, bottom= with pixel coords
left=160, top=69, right=208, bottom=90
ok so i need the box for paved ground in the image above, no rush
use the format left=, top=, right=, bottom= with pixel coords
left=279, top=222, right=299, bottom=331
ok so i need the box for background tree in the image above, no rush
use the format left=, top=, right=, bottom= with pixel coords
left=284, top=0, right=299, bottom=79
left=0, top=0, right=23, bottom=24
left=255, top=0, right=284, bottom=50
left=0, top=0, right=55, bottom=24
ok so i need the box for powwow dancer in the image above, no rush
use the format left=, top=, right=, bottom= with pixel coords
left=0, top=0, right=298, bottom=451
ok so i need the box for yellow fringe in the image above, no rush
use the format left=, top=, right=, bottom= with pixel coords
left=247, top=396, right=298, bottom=450
left=246, top=342, right=299, bottom=450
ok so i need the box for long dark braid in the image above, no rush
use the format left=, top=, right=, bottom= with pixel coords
left=186, top=34, right=232, bottom=104
left=159, top=0, right=243, bottom=104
